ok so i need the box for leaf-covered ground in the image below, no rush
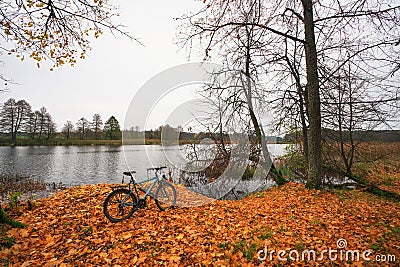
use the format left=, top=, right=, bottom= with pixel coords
left=1, top=183, right=399, bottom=266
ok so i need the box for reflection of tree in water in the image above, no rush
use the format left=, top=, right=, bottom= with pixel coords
left=179, top=139, right=273, bottom=200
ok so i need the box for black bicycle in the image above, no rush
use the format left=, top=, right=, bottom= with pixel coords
left=103, top=166, right=177, bottom=222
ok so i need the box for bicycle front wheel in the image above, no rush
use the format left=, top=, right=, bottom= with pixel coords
left=103, top=188, right=137, bottom=222
left=155, top=182, right=177, bottom=211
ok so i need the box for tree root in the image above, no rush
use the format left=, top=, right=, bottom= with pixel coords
left=329, top=170, right=400, bottom=202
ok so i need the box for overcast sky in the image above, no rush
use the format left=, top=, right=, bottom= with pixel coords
left=0, top=0, right=205, bottom=130
left=2, top=1, right=398, bottom=132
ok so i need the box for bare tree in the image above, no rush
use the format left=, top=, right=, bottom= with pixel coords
left=37, top=106, right=47, bottom=139
left=26, top=110, right=41, bottom=139
left=177, top=0, right=322, bottom=187
left=76, top=117, right=89, bottom=140
left=0, top=98, right=32, bottom=142
left=91, top=113, right=103, bottom=140
left=180, top=1, right=288, bottom=186
left=44, top=113, right=56, bottom=140
left=320, top=51, right=400, bottom=178
left=178, top=0, right=400, bottom=189
left=62, top=121, right=74, bottom=139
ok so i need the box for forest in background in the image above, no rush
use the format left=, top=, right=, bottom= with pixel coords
left=1, top=97, right=399, bottom=146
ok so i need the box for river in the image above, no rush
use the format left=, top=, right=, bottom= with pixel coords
left=0, top=144, right=288, bottom=186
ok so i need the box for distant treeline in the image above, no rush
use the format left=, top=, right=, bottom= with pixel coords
left=124, top=125, right=284, bottom=144
left=284, top=128, right=400, bottom=143
left=5, top=98, right=395, bottom=145
left=0, top=98, right=122, bottom=143
left=324, top=129, right=400, bottom=142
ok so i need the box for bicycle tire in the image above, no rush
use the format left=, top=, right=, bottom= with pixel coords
left=103, top=188, right=137, bottom=222
left=154, top=182, right=177, bottom=211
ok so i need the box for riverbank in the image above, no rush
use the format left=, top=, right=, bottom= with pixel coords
left=0, top=174, right=68, bottom=206
left=0, top=138, right=202, bottom=146
left=1, top=182, right=399, bottom=266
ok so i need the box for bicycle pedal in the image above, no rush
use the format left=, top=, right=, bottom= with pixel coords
left=137, top=199, right=146, bottom=208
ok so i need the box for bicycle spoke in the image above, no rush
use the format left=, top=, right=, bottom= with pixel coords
left=103, top=188, right=137, bottom=222
left=155, top=183, right=176, bottom=211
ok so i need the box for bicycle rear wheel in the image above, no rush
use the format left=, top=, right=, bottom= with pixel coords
left=103, top=188, right=137, bottom=222
left=155, top=182, right=177, bottom=211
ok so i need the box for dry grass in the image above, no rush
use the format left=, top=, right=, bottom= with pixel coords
left=351, top=142, right=400, bottom=194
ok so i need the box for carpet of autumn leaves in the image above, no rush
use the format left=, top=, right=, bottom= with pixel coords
left=1, top=182, right=399, bottom=266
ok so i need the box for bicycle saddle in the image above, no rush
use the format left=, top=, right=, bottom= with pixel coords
left=123, top=170, right=136, bottom=176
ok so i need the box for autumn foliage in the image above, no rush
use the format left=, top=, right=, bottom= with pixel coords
left=1, top=182, right=399, bottom=266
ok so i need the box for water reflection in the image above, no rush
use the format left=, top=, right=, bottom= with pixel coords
left=0, top=144, right=288, bottom=186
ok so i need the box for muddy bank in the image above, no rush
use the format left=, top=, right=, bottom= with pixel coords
left=0, top=174, right=69, bottom=205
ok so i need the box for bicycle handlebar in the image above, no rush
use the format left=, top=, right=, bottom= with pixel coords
left=147, top=166, right=167, bottom=171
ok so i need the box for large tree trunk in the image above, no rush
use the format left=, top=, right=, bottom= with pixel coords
left=302, top=0, right=322, bottom=189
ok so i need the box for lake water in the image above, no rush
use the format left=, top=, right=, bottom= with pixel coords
left=0, top=144, right=288, bottom=186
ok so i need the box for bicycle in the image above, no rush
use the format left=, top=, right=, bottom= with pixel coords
left=103, top=166, right=177, bottom=222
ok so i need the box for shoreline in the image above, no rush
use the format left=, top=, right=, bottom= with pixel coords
left=0, top=139, right=196, bottom=146
left=0, top=139, right=286, bottom=147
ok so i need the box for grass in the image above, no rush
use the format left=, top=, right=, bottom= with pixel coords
left=278, top=141, right=400, bottom=198
left=311, top=219, right=321, bottom=225
left=218, top=242, right=230, bottom=250
left=232, top=239, right=259, bottom=262
left=371, top=236, right=387, bottom=252
left=257, top=226, right=274, bottom=240
left=233, top=240, right=246, bottom=254
left=388, top=226, right=400, bottom=239
left=294, top=240, right=305, bottom=251
left=242, top=242, right=258, bottom=262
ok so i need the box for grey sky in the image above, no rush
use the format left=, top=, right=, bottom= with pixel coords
left=0, top=0, right=204, bottom=130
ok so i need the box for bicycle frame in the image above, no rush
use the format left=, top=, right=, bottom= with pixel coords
left=133, top=176, right=159, bottom=200
left=125, top=169, right=164, bottom=202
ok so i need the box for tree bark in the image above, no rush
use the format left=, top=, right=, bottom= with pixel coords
left=302, top=0, right=322, bottom=189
